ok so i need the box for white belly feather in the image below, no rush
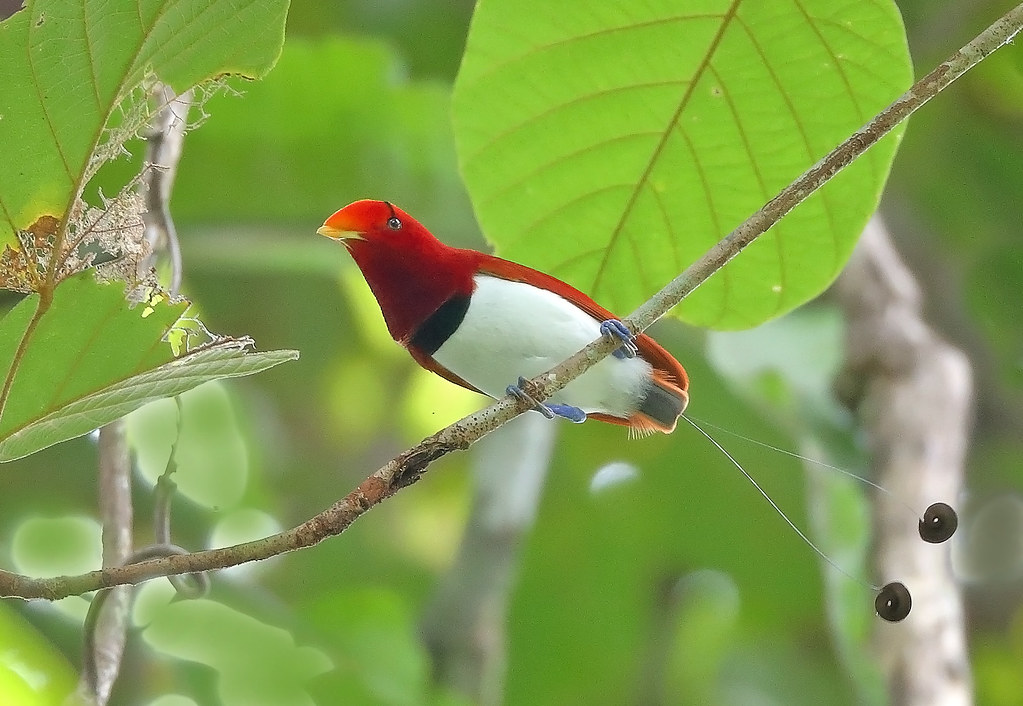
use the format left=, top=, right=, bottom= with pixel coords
left=432, top=275, right=652, bottom=418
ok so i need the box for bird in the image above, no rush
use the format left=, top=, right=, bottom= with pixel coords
left=317, top=200, right=689, bottom=434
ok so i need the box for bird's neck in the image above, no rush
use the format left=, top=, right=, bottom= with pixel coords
left=350, top=243, right=479, bottom=344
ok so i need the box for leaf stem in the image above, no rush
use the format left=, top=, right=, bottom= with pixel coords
left=1, top=2, right=1021, bottom=600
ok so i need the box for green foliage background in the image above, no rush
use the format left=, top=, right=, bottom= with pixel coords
left=1, top=1, right=1022, bottom=705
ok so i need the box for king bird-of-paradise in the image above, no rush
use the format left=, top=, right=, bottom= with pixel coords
left=318, top=199, right=960, bottom=622
left=318, top=200, right=689, bottom=435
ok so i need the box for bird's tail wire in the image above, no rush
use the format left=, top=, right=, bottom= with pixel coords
left=683, top=415, right=919, bottom=515
left=678, top=413, right=884, bottom=590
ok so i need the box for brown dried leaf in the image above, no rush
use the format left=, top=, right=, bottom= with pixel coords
left=0, top=215, right=59, bottom=293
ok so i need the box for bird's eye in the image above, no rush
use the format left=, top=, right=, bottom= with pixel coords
left=386, top=216, right=402, bottom=231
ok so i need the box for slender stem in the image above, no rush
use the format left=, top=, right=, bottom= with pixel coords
left=141, top=85, right=191, bottom=296
left=0, top=2, right=1020, bottom=601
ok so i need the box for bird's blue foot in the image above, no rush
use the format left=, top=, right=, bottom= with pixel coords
left=600, top=319, right=638, bottom=360
left=547, top=403, right=587, bottom=423
left=506, top=378, right=587, bottom=424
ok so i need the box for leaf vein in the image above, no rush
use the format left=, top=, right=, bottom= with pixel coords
left=591, top=0, right=744, bottom=290
left=26, top=1, right=74, bottom=182
left=462, top=79, right=688, bottom=165
left=477, top=132, right=664, bottom=211
left=44, top=288, right=126, bottom=407
left=81, top=0, right=104, bottom=110
left=513, top=184, right=635, bottom=240
left=465, top=12, right=726, bottom=87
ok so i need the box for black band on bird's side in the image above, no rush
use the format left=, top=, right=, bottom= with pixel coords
left=410, top=293, right=471, bottom=355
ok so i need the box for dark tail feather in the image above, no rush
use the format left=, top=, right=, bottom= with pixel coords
left=637, top=376, right=689, bottom=433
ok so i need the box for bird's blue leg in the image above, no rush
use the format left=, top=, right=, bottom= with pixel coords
left=600, top=319, right=639, bottom=360
left=506, top=377, right=586, bottom=424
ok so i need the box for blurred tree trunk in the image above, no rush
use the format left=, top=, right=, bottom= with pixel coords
left=421, top=413, right=556, bottom=705
left=836, top=219, right=972, bottom=706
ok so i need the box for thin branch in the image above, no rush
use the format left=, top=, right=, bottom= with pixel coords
left=0, top=2, right=1020, bottom=601
left=141, top=84, right=191, bottom=296
left=150, top=396, right=210, bottom=598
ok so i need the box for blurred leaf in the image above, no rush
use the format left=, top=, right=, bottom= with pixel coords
left=138, top=583, right=331, bottom=706
left=717, top=640, right=853, bottom=705
left=706, top=307, right=845, bottom=415
left=11, top=515, right=102, bottom=578
left=127, top=381, right=250, bottom=508
left=146, top=696, right=200, bottom=706
left=975, top=621, right=1023, bottom=706
left=661, top=570, right=740, bottom=704
left=172, top=38, right=467, bottom=235
left=0, top=602, right=77, bottom=706
left=401, top=365, right=480, bottom=443
left=453, top=0, right=911, bottom=329
left=0, top=272, right=298, bottom=461
left=0, top=0, right=289, bottom=247
left=304, top=588, right=435, bottom=706
left=210, top=509, right=283, bottom=550
left=805, top=465, right=884, bottom=706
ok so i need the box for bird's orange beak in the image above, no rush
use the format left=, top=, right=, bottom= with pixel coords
left=316, top=209, right=365, bottom=241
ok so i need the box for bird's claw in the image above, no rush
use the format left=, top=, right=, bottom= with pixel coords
left=506, top=377, right=586, bottom=423
left=600, top=319, right=639, bottom=360
left=507, top=378, right=555, bottom=419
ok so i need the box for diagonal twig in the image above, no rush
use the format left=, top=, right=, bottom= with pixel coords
left=0, top=2, right=1020, bottom=601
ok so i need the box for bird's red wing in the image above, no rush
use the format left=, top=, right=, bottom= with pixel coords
left=475, top=254, right=689, bottom=394
left=407, top=344, right=487, bottom=396
left=630, top=332, right=690, bottom=394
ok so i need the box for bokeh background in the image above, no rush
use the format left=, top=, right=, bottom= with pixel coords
left=1, top=1, right=1021, bottom=704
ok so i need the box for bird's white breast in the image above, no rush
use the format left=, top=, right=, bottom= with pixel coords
left=431, top=274, right=652, bottom=417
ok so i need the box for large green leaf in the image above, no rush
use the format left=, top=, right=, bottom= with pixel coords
left=0, top=273, right=298, bottom=461
left=453, top=0, right=912, bottom=329
left=0, top=0, right=290, bottom=247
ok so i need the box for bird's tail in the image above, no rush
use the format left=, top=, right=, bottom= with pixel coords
left=634, top=369, right=688, bottom=434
